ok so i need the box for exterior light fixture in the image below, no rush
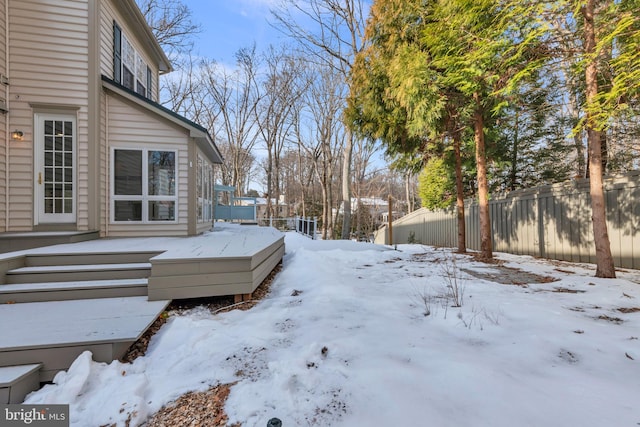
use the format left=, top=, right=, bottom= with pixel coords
left=11, top=130, right=23, bottom=141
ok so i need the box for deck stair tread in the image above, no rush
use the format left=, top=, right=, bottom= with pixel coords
left=0, top=363, right=42, bottom=404
left=0, top=278, right=148, bottom=293
left=0, top=297, right=169, bottom=352
left=0, top=364, right=41, bottom=387
left=7, top=263, right=152, bottom=274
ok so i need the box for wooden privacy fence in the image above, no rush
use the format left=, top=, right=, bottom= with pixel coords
left=374, top=171, right=640, bottom=269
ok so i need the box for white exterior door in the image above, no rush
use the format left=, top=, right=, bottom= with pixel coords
left=34, top=114, right=76, bottom=224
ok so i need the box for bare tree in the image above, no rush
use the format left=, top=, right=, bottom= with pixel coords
left=271, top=0, right=368, bottom=239
left=352, top=138, right=378, bottom=234
left=201, top=47, right=262, bottom=195
left=294, top=63, right=345, bottom=239
left=256, top=47, right=307, bottom=218
left=136, top=0, right=201, bottom=62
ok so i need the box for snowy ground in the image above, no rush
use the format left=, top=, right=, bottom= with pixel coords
left=26, top=228, right=640, bottom=426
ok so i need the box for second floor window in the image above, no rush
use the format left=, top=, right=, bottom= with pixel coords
left=114, top=22, right=153, bottom=99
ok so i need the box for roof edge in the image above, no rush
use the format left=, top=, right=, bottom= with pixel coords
left=102, top=76, right=223, bottom=164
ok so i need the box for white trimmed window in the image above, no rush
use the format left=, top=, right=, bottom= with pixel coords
left=197, top=155, right=213, bottom=223
left=112, top=148, right=177, bottom=222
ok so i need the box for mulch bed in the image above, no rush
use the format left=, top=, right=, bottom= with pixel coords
left=143, top=383, right=240, bottom=427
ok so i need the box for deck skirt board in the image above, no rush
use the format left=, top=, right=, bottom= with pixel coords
left=148, top=240, right=284, bottom=301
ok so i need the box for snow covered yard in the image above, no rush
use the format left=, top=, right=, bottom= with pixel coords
left=26, top=229, right=640, bottom=427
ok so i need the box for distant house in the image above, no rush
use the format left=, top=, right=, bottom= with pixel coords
left=255, top=196, right=288, bottom=220
left=0, top=0, right=222, bottom=238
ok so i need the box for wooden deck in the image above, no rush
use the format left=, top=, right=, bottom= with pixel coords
left=148, top=226, right=285, bottom=301
left=0, top=224, right=285, bottom=402
left=0, top=297, right=170, bottom=381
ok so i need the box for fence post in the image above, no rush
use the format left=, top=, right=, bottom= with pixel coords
left=388, top=195, right=393, bottom=245
left=313, top=217, right=317, bottom=240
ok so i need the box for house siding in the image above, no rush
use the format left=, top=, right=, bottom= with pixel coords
left=0, top=0, right=7, bottom=231
left=0, top=0, right=209, bottom=237
left=103, top=93, right=189, bottom=237
left=7, top=0, right=89, bottom=230
left=99, top=0, right=159, bottom=102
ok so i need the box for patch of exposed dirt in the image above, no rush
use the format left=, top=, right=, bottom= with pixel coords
left=470, top=252, right=506, bottom=265
left=618, top=307, right=640, bottom=314
left=552, top=287, right=586, bottom=294
left=597, top=314, right=624, bottom=324
left=554, top=268, right=575, bottom=274
left=461, top=265, right=558, bottom=286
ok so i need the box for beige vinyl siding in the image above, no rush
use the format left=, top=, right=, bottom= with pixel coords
left=7, top=0, right=89, bottom=230
left=104, top=94, right=189, bottom=237
left=99, top=0, right=159, bottom=101
left=98, top=1, right=117, bottom=79
left=0, top=0, right=6, bottom=230
left=99, top=90, right=108, bottom=236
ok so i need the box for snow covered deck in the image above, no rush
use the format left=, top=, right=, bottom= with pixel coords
left=0, top=224, right=285, bottom=401
left=0, top=297, right=169, bottom=381
left=147, top=226, right=285, bottom=301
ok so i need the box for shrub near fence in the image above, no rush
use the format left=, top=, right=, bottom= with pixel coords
left=374, top=171, right=640, bottom=269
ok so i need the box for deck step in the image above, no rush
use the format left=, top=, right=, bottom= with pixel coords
left=0, top=363, right=41, bottom=403
left=5, top=263, right=152, bottom=284
left=0, top=297, right=170, bottom=381
left=0, top=278, right=148, bottom=303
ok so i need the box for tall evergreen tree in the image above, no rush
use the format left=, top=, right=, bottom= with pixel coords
left=564, top=0, right=640, bottom=277
left=349, top=0, right=546, bottom=258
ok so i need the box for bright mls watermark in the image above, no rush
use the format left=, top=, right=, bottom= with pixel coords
left=1, top=405, right=69, bottom=426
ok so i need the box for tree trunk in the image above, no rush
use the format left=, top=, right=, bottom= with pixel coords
left=474, top=92, right=492, bottom=259
left=510, top=109, right=519, bottom=191
left=266, top=149, right=273, bottom=219
left=453, top=130, right=466, bottom=253
left=405, top=173, right=412, bottom=214
left=341, top=131, right=353, bottom=239
left=582, top=0, right=616, bottom=278
left=568, top=74, right=586, bottom=178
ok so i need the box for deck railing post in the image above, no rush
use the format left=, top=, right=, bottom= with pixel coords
left=313, top=217, right=317, bottom=240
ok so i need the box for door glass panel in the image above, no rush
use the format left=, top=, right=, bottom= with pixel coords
left=42, top=119, right=74, bottom=215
